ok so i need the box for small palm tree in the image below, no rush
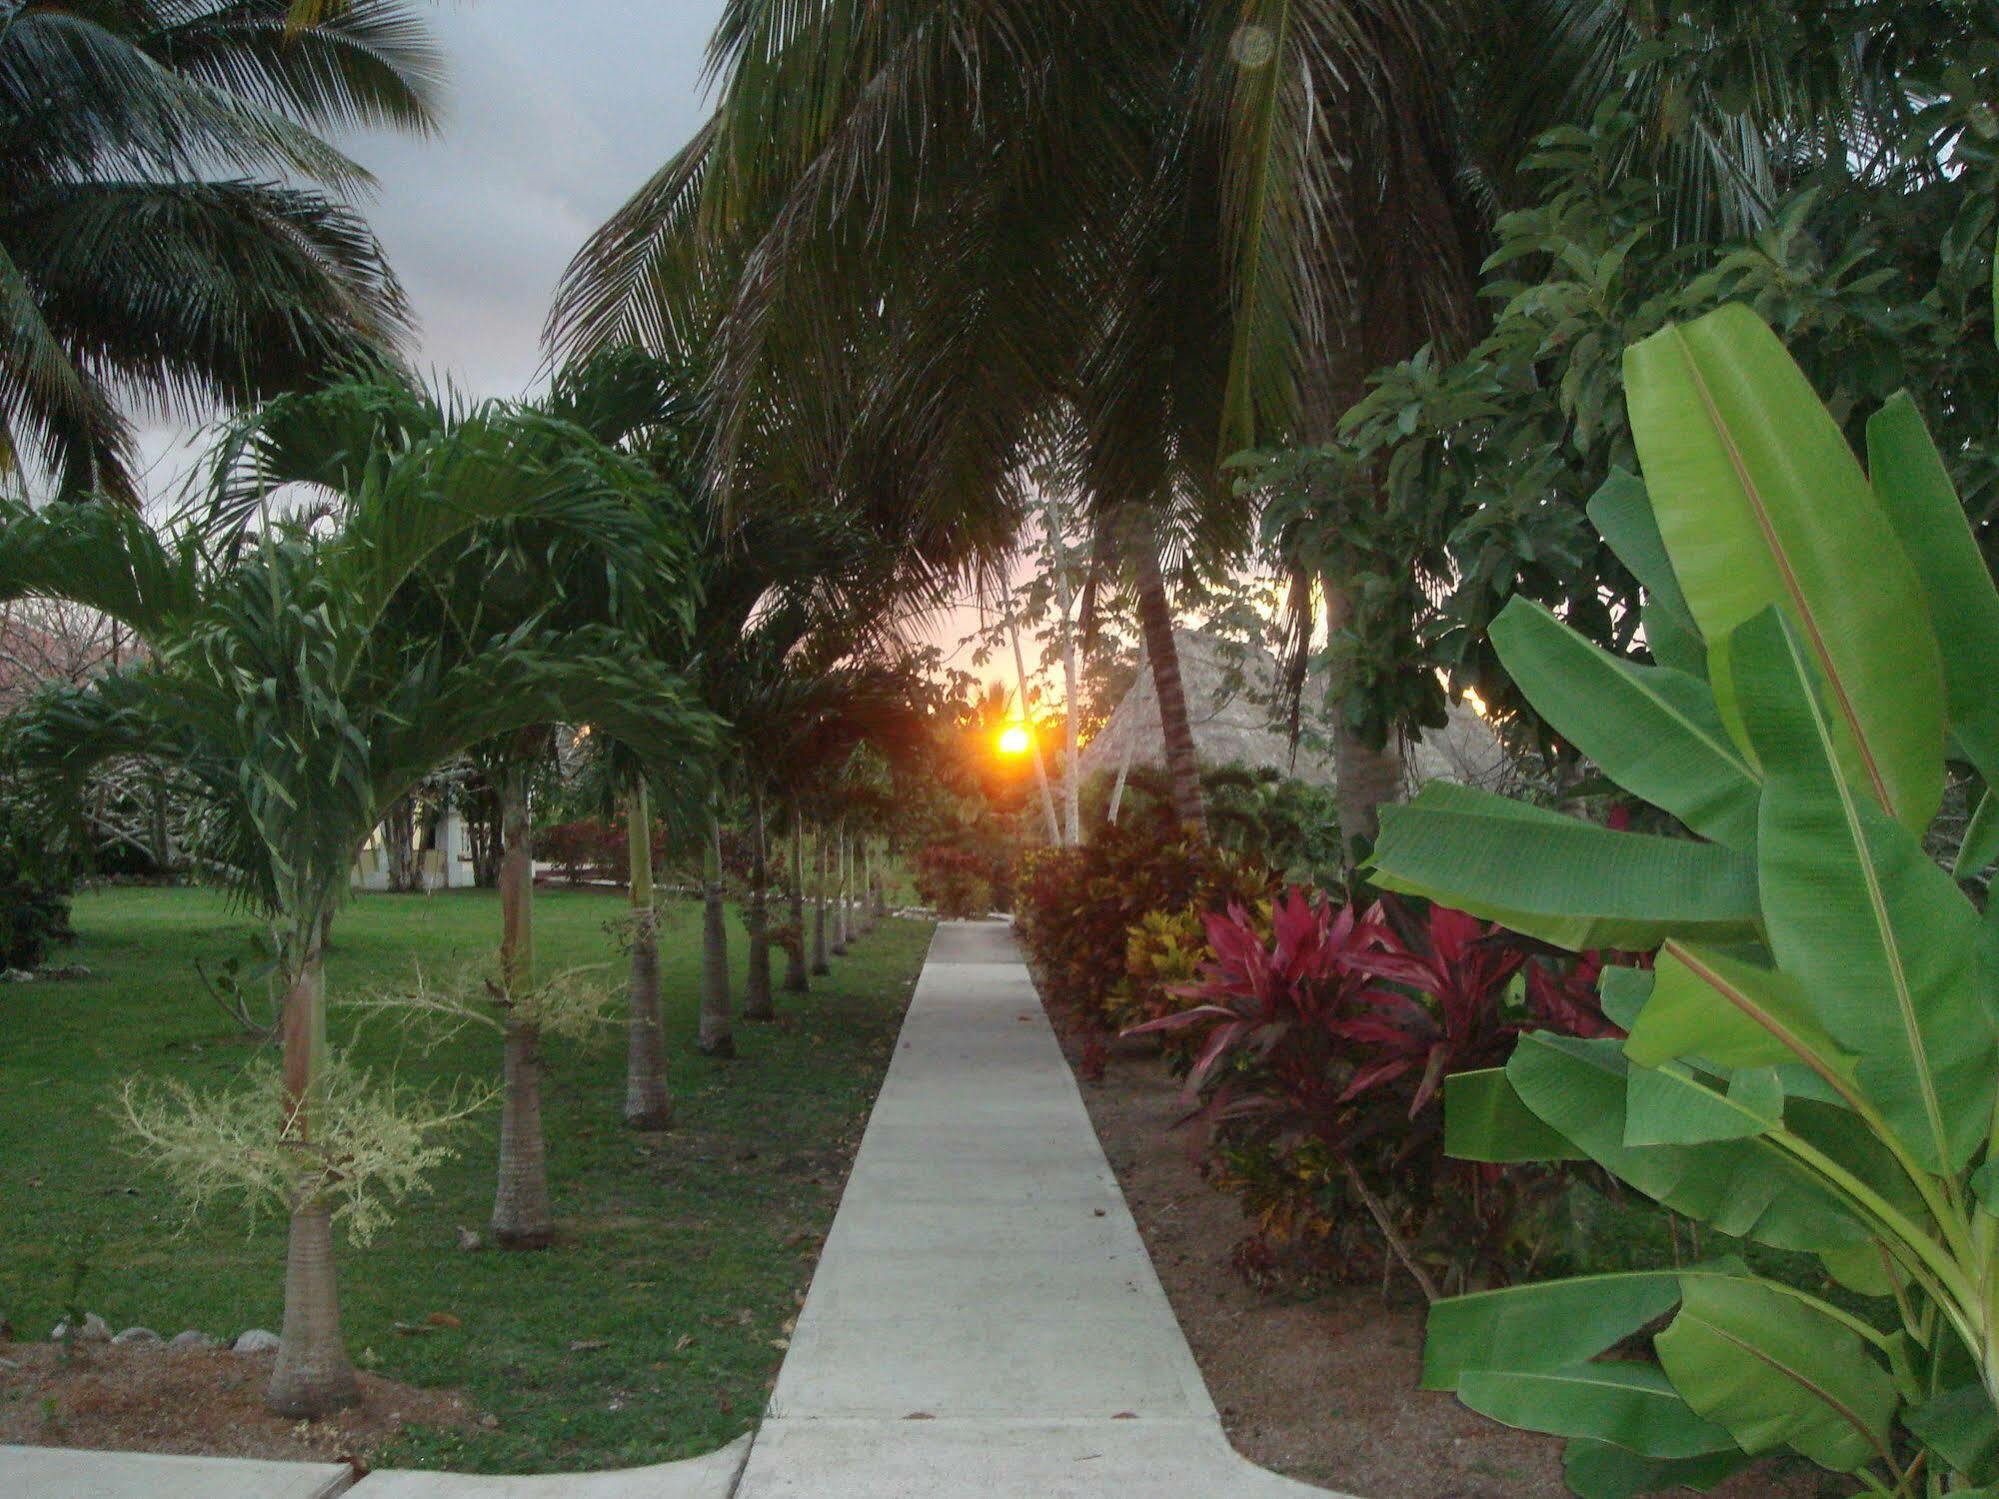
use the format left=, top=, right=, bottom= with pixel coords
left=0, top=415, right=710, bottom=1417
left=0, top=0, right=441, bottom=502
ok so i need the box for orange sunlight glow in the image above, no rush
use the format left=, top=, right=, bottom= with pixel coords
left=997, top=723, right=1032, bottom=757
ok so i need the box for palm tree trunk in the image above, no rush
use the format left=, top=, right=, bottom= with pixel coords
left=622, top=780, right=671, bottom=1130
left=493, top=762, right=554, bottom=1248
left=811, top=825, right=831, bottom=975
left=744, top=790, right=774, bottom=1021
left=858, top=841, right=876, bottom=934
left=783, top=802, right=809, bottom=993
left=1046, top=498, right=1082, bottom=845
left=1010, top=613, right=1063, bottom=844
left=1325, top=576, right=1404, bottom=851
left=831, top=819, right=850, bottom=956
left=493, top=1019, right=554, bottom=1247
left=698, top=814, right=735, bottom=1057
left=1133, top=544, right=1206, bottom=835
left=872, top=842, right=890, bottom=918
left=268, top=942, right=358, bottom=1418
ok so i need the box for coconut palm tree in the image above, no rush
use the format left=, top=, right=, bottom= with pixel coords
left=0, top=0, right=441, bottom=503
left=0, top=425, right=709, bottom=1418
left=553, top=0, right=1950, bottom=844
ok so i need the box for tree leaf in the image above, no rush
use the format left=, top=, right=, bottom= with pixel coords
left=1459, top=1363, right=1737, bottom=1459
left=1561, top=1438, right=1750, bottom=1499
left=1445, top=1067, right=1585, bottom=1163
left=1423, top=1271, right=1688, bottom=1392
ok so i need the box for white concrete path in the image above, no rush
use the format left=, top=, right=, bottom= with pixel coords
left=729, top=920, right=1343, bottom=1497
left=1, top=922, right=1346, bottom=1498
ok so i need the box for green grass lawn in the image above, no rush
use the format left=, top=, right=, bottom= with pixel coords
left=0, top=885, right=933, bottom=1472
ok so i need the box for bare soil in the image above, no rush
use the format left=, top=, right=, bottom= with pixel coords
left=0, top=1343, right=473, bottom=1469
left=1054, top=1021, right=1832, bottom=1499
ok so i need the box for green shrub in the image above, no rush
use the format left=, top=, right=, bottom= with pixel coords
left=910, top=843, right=991, bottom=919
left=1376, top=303, right=1999, bottom=1496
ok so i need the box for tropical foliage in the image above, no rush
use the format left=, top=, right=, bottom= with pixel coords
left=1374, top=303, right=1999, bottom=1495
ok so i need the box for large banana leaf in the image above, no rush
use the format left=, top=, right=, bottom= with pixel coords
left=1423, top=1270, right=1692, bottom=1391
left=1561, top=1440, right=1749, bottom=1499
left=1458, top=1363, right=1736, bottom=1459
left=1624, top=942, right=1861, bottom=1104
left=1907, top=1384, right=1999, bottom=1485
left=1371, top=782, right=1762, bottom=951
left=1867, top=393, right=1999, bottom=787
left=1490, top=599, right=1757, bottom=850
left=1444, top=1067, right=1582, bottom=1163
left=1508, top=1034, right=1865, bottom=1251
left=1624, top=304, right=1944, bottom=832
left=1622, top=1062, right=1777, bottom=1146
left=1587, top=471, right=1706, bottom=678
left=1656, top=1276, right=1898, bottom=1473
left=1731, top=608, right=1998, bottom=1175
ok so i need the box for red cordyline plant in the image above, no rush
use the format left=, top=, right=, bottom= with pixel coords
left=1133, top=886, right=1624, bottom=1297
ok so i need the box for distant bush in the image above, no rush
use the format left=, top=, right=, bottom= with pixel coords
left=910, top=844, right=989, bottom=919
left=0, top=748, right=74, bottom=969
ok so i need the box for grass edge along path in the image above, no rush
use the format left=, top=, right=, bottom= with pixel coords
left=0, top=886, right=933, bottom=1473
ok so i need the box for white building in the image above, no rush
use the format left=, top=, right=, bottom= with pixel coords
left=351, top=806, right=479, bottom=891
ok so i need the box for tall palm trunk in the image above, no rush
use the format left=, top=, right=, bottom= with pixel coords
left=783, top=801, right=809, bottom=993
left=698, top=814, right=735, bottom=1057
left=1325, top=576, right=1403, bottom=851
left=831, top=819, right=850, bottom=956
left=811, top=824, right=831, bottom=975
left=268, top=941, right=358, bottom=1418
left=1133, top=544, right=1206, bottom=835
left=744, top=790, right=774, bottom=1021
left=622, top=780, right=671, bottom=1130
left=1046, top=498, right=1082, bottom=845
left=872, top=841, right=890, bottom=918
left=493, top=762, right=554, bottom=1248
left=858, top=841, right=876, bottom=934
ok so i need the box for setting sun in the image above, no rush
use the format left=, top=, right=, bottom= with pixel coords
left=997, top=723, right=1032, bottom=757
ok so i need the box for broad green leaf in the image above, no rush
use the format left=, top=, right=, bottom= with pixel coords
left=1624, top=1063, right=1776, bottom=1147
left=1599, top=966, right=1654, bottom=1031
left=1371, top=782, right=1762, bottom=952
left=1625, top=304, right=1944, bottom=831
left=1423, top=1271, right=1687, bottom=1391
left=1817, top=1241, right=1904, bottom=1300
left=1459, top=1363, right=1736, bottom=1459
left=1625, top=942, right=1861, bottom=1104
left=1732, top=609, right=1998, bottom=1174
left=1587, top=471, right=1707, bottom=677
left=1867, top=393, right=1999, bottom=783
left=1508, top=1035, right=1865, bottom=1251
left=1907, top=1384, right=1999, bottom=1485
left=1445, top=1067, right=1583, bottom=1163
left=1562, top=1439, right=1750, bottom=1499
left=1656, top=1276, right=1898, bottom=1473
left=1491, top=599, right=1757, bottom=849
left=1958, top=787, right=1999, bottom=880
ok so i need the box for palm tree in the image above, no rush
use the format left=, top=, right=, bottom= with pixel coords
left=198, top=353, right=714, bottom=1248
left=0, top=435, right=708, bottom=1419
left=0, top=0, right=441, bottom=503
left=553, top=1, right=1946, bottom=845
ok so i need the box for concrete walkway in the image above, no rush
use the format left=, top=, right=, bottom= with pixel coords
left=3, top=921, right=1345, bottom=1498
left=730, top=920, right=1340, bottom=1497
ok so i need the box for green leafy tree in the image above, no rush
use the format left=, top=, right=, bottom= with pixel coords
left=0, top=0, right=441, bottom=501
left=1374, top=300, right=1999, bottom=1497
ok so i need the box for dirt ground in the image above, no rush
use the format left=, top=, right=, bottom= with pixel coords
left=1055, top=1022, right=1831, bottom=1499
left=0, top=1343, right=472, bottom=1470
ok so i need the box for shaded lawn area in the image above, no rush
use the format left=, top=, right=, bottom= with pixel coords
left=0, top=885, right=933, bottom=1472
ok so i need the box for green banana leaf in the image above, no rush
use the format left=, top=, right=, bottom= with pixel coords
left=1491, top=599, right=1758, bottom=849
left=1423, top=1270, right=1692, bottom=1391
left=1624, top=942, right=1861, bottom=1103
left=1371, top=782, right=1762, bottom=952
left=1561, top=1439, right=1750, bottom=1499
left=1508, top=1034, right=1866, bottom=1251
left=1444, top=1067, right=1583, bottom=1163
left=1958, top=787, right=1999, bottom=881
left=1587, top=471, right=1707, bottom=678
left=1906, top=1384, right=1999, bottom=1485
left=1730, top=608, right=1998, bottom=1175
left=1867, top=393, right=1999, bottom=785
left=1624, top=304, right=1944, bottom=832
left=1458, top=1363, right=1737, bottom=1459
left=1656, top=1275, right=1898, bottom=1474
left=1623, top=1062, right=1777, bottom=1146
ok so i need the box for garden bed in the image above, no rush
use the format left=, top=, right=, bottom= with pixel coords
left=1054, top=1025, right=1833, bottom=1499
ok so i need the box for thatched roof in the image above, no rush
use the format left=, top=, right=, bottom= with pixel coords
left=1078, top=629, right=1506, bottom=793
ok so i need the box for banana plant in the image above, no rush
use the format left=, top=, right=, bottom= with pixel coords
left=1370, top=299, right=1999, bottom=1498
